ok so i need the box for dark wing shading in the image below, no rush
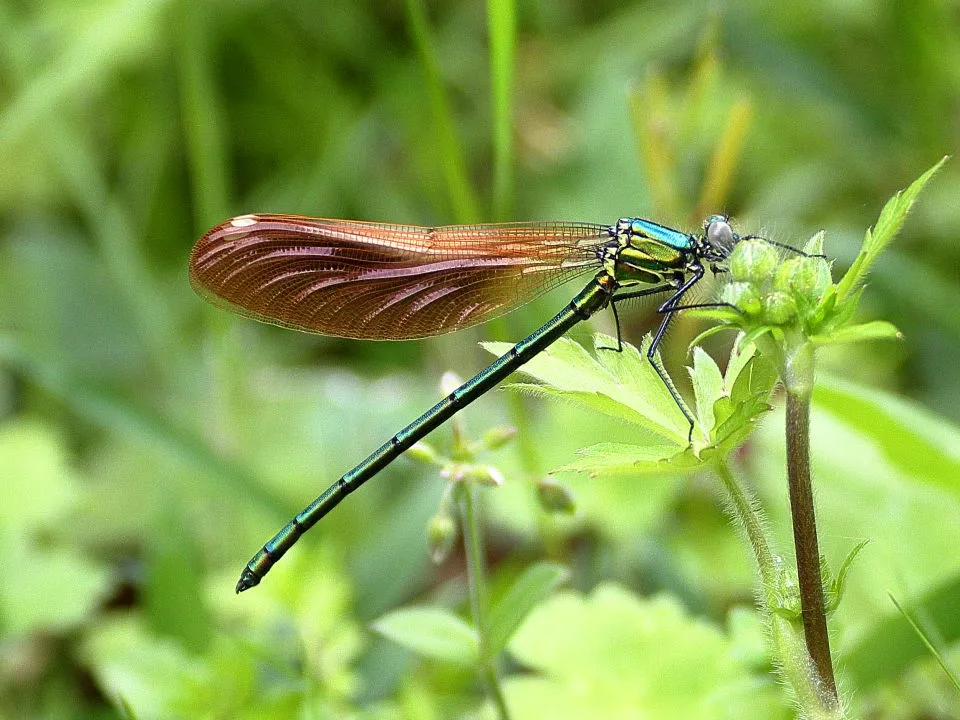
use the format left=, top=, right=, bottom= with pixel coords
left=189, top=214, right=610, bottom=340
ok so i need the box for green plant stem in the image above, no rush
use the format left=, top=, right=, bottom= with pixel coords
left=486, top=0, right=515, bottom=220
left=783, top=341, right=839, bottom=706
left=460, top=483, right=510, bottom=720
left=715, top=457, right=845, bottom=719
left=404, top=0, right=479, bottom=223
left=714, top=458, right=775, bottom=585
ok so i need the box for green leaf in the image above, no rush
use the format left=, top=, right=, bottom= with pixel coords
left=809, top=284, right=839, bottom=328
left=533, top=337, right=776, bottom=479
left=723, top=334, right=757, bottom=387
left=488, top=562, right=569, bottom=653
left=143, top=511, right=212, bottom=653
left=835, top=156, right=947, bottom=301
left=730, top=346, right=777, bottom=404
left=0, top=335, right=288, bottom=518
left=887, top=593, right=960, bottom=693
left=825, top=540, right=870, bottom=612
left=810, top=320, right=901, bottom=347
left=82, top=616, right=200, bottom=719
left=83, top=617, right=303, bottom=719
left=484, top=336, right=690, bottom=446
left=687, top=322, right=738, bottom=349
left=711, top=379, right=773, bottom=452
left=0, top=420, right=111, bottom=636
left=817, top=285, right=862, bottom=334
left=813, top=374, right=960, bottom=498
left=711, top=348, right=776, bottom=451
left=504, top=384, right=677, bottom=445
left=0, top=535, right=111, bottom=635
left=686, top=306, right=744, bottom=325
left=502, top=583, right=792, bottom=719
left=372, top=606, right=479, bottom=666
left=802, top=230, right=826, bottom=256
left=551, top=442, right=701, bottom=477
left=482, top=337, right=611, bottom=392
left=688, top=346, right=723, bottom=441
left=738, top=324, right=776, bottom=353
left=0, top=0, right=171, bottom=156
left=844, top=577, right=960, bottom=691
left=0, top=420, right=78, bottom=533
left=591, top=335, right=693, bottom=437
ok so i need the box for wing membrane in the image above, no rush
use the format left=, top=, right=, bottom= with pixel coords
left=189, top=214, right=610, bottom=339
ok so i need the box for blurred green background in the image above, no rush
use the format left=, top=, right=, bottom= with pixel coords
left=1, top=0, right=959, bottom=718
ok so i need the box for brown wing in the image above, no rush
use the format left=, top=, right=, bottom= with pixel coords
left=188, top=214, right=610, bottom=340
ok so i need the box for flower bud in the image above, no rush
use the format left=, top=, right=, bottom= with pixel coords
left=481, top=426, right=517, bottom=451
left=537, top=477, right=576, bottom=515
left=773, top=256, right=831, bottom=303
left=763, top=291, right=798, bottom=325
left=728, top=239, right=779, bottom=285
left=427, top=513, right=458, bottom=564
left=720, top=282, right=763, bottom=316
left=406, top=442, right=438, bottom=465
left=466, top=464, right=505, bottom=487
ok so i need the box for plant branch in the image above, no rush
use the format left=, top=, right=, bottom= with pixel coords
left=716, top=457, right=846, bottom=719
left=714, top=458, right=775, bottom=586
left=460, top=483, right=510, bottom=719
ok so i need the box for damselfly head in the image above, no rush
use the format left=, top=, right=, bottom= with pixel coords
left=702, top=215, right=738, bottom=260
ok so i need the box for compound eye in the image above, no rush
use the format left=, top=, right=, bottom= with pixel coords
left=706, top=219, right=735, bottom=255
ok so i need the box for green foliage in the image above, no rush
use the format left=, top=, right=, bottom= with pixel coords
left=1, top=0, right=958, bottom=717
left=484, top=334, right=694, bottom=448
left=824, top=540, right=870, bottom=614
left=486, top=0, right=516, bottom=219
left=373, top=606, right=480, bottom=666
left=835, top=157, right=949, bottom=303
left=496, top=584, right=792, bottom=719
left=814, top=374, right=960, bottom=498
left=0, top=421, right=110, bottom=636
left=887, top=592, right=960, bottom=694
left=714, top=158, right=947, bottom=360
left=81, top=547, right=368, bottom=719
left=485, top=332, right=776, bottom=472
left=749, top=377, right=960, bottom=698
left=487, top=562, right=569, bottom=654
left=372, top=561, right=570, bottom=668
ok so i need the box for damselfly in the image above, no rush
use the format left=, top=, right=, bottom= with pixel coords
left=190, top=213, right=763, bottom=592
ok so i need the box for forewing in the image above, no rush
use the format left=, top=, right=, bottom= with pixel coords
left=189, top=214, right=609, bottom=339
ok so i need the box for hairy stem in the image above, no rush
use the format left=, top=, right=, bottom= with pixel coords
left=715, top=458, right=775, bottom=584
left=783, top=341, right=838, bottom=705
left=717, top=452, right=845, bottom=718
left=460, top=483, right=510, bottom=719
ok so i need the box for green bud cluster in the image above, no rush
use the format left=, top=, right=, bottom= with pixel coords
left=723, top=238, right=832, bottom=327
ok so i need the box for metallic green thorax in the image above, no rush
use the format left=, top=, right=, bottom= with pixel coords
left=601, top=217, right=692, bottom=287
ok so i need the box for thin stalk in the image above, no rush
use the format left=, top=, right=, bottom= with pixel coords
left=716, top=457, right=844, bottom=719
left=783, top=341, right=839, bottom=706
left=714, top=458, right=775, bottom=586
left=460, top=483, right=510, bottom=719
left=486, top=0, right=515, bottom=219
left=404, top=0, right=480, bottom=223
